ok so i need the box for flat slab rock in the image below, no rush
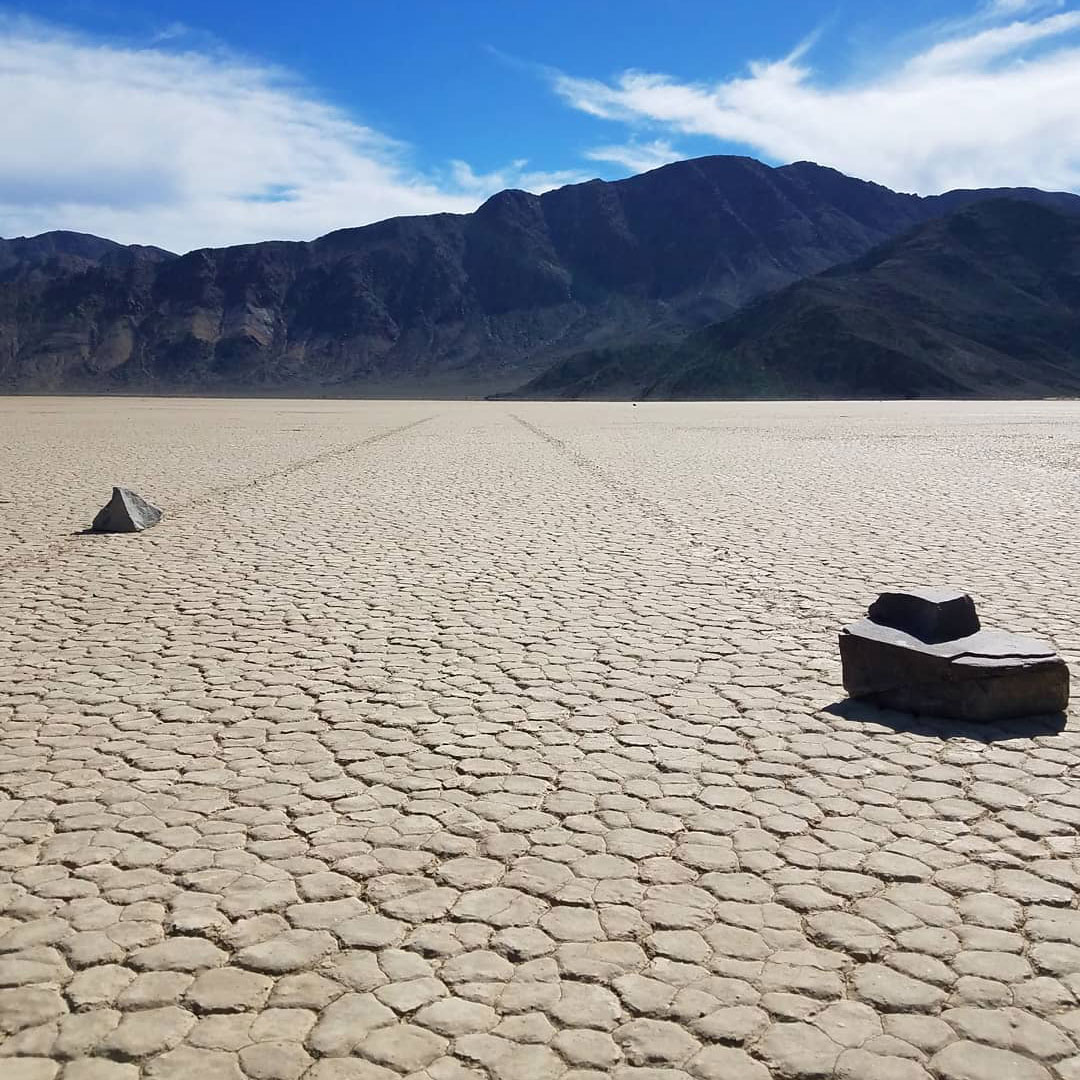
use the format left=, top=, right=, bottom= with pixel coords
left=841, top=588, right=1069, bottom=722
left=91, top=487, right=163, bottom=533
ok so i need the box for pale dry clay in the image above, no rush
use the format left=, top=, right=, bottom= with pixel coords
left=0, top=397, right=1077, bottom=1080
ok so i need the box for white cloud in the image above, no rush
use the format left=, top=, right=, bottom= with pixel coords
left=985, top=0, right=1062, bottom=14
left=583, top=139, right=683, bottom=173
left=907, top=10, right=1080, bottom=72
left=554, top=5, right=1080, bottom=195
left=447, top=159, right=586, bottom=196
left=0, top=18, right=566, bottom=252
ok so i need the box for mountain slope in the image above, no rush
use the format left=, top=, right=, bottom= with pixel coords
left=511, top=200, right=1080, bottom=400
left=2, top=156, right=1079, bottom=394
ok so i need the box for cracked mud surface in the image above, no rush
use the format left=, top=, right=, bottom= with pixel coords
left=1, top=397, right=1078, bottom=1080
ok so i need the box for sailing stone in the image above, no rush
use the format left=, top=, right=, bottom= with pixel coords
left=841, top=588, right=1069, bottom=722
left=91, top=487, right=163, bottom=533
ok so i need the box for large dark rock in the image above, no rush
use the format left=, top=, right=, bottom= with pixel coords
left=91, top=487, right=162, bottom=533
left=840, top=591, right=1069, bottom=722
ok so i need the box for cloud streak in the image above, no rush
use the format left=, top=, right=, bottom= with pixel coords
left=0, top=18, right=576, bottom=252
left=583, top=139, right=683, bottom=173
left=553, top=6, right=1080, bottom=194
left=447, top=159, right=586, bottom=197
left=984, top=0, right=1063, bottom=14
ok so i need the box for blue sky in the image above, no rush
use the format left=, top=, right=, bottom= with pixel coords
left=19, top=0, right=942, bottom=176
left=3, top=0, right=1079, bottom=250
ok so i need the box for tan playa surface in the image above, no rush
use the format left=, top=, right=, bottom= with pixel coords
left=1, top=396, right=1079, bottom=1080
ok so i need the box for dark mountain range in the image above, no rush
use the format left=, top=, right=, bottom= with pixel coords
left=511, top=199, right=1080, bottom=400
left=1, top=155, right=1079, bottom=395
left=0, top=231, right=172, bottom=279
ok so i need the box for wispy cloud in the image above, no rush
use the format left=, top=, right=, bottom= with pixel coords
left=907, top=9, right=1080, bottom=72
left=583, top=139, right=683, bottom=173
left=447, top=159, right=586, bottom=196
left=0, top=17, right=567, bottom=251
left=984, top=0, right=1063, bottom=14
left=552, top=4, right=1080, bottom=194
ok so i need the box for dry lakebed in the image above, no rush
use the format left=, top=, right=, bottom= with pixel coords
left=1, top=397, right=1079, bottom=1080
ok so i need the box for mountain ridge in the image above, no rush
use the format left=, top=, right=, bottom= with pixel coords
left=2, top=155, right=1079, bottom=395
left=508, top=199, right=1080, bottom=401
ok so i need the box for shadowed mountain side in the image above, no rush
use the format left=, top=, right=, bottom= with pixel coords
left=507, top=200, right=1080, bottom=401
left=4, top=155, right=1080, bottom=394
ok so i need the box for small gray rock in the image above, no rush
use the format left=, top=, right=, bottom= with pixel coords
left=91, top=487, right=162, bottom=533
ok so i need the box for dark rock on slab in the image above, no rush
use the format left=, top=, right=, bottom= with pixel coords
left=91, top=487, right=162, bottom=533
left=867, top=587, right=980, bottom=643
left=840, top=618, right=1069, bottom=722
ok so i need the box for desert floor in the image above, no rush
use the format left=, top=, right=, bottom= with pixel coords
left=1, top=397, right=1079, bottom=1080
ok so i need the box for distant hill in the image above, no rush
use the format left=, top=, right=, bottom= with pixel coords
left=0, top=231, right=173, bottom=279
left=509, top=200, right=1080, bottom=400
left=1, top=156, right=1079, bottom=395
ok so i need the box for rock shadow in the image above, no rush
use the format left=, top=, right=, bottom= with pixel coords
left=824, top=697, right=1069, bottom=742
